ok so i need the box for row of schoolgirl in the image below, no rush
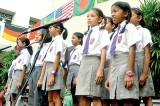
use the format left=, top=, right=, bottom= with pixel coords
left=4, top=1, right=155, bottom=106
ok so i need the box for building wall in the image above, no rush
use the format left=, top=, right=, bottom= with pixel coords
left=0, top=0, right=142, bottom=47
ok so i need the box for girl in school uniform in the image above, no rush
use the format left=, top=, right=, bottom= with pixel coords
left=102, top=16, right=116, bottom=106
left=66, top=32, right=83, bottom=106
left=9, top=37, right=32, bottom=106
left=4, top=45, right=22, bottom=106
left=28, top=29, right=50, bottom=106
left=38, top=22, right=67, bottom=106
left=130, top=7, right=155, bottom=106
left=75, top=8, right=110, bottom=106
left=106, top=1, right=141, bottom=106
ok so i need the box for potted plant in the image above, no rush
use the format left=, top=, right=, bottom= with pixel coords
left=140, top=0, right=160, bottom=98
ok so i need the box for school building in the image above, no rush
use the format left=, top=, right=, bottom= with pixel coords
left=0, top=0, right=145, bottom=50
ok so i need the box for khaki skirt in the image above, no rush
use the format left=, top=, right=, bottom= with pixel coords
left=42, top=62, right=64, bottom=91
left=101, top=60, right=110, bottom=99
left=9, top=70, right=23, bottom=94
left=135, top=52, right=155, bottom=97
left=109, top=53, right=139, bottom=100
left=75, top=56, right=102, bottom=97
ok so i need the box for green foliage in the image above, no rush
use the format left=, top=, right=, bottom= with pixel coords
left=0, top=50, right=14, bottom=90
left=140, top=0, right=160, bottom=96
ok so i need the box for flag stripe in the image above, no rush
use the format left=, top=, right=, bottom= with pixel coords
left=55, top=0, right=74, bottom=21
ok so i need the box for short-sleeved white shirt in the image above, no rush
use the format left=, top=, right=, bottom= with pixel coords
left=14, top=48, right=31, bottom=71
left=44, top=35, right=67, bottom=63
left=8, top=59, right=16, bottom=77
left=30, top=44, right=48, bottom=66
left=69, top=45, right=82, bottom=65
left=106, top=32, right=113, bottom=60
left=81, top=25, right=110, bottom=56
left=136, top=25, right=153, bottom=52
left=112, top=21, right=140, bottom=53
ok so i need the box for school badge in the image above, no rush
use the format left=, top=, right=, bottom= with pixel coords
left=49, top=47, right=53, bottom=52
left=118, top=36, right=122, bottom=43
left=18, top=59, right=21, bottom=63
left=73, top=55, right=77, bottom=60
left=38, top=55, right=41, bottom=60
left=90, top=38, right=95, bottom=44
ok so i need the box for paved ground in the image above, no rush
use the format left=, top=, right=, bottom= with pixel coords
left=140, top=99, right=160, bottom=106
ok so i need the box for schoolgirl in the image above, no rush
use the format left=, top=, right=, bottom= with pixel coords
left=28, top=29, right=50, bottom=106
left=130, top=7, right=155, bottom=106
left=75, top=8, right=110, bottom=106
left=102, top=16, right=116, bottom=106
left=9, top=37, right=32, bottom=106
left=4, top=45, right=22, bottom=106
left=66, top=32, right=83, bottom=106
left=107, top=1, right=141, bottom=106
left=39, top=22, right=67, bottom=106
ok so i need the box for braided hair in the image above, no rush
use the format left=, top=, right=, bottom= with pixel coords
left=112, top=1, right=132, bottom=34
left=131, top=7, right=145, bottom=27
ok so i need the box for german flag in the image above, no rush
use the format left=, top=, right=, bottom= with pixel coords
left=2, top=24, right=27, bottom=42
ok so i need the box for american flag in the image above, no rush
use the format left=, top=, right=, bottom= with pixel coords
left=55, top=0, right=74, bottom=21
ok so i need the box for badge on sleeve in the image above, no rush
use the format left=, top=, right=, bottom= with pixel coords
left=73, top=55, right=77, bottom=60
left=38, top=55, right=42, bottom=60
left=90, top=38, right=95, bottom=44
left=49, top=47, right=53, bottom=52
left=118, top=36, right=122, bottom=43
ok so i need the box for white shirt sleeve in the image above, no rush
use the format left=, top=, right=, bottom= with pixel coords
left=54, top=37, right=63, bottom=55
left=23, top=51, right=31, bottom=68
left=100, top=29, right=110, bottom=49
left=127, top=24, right=140, bottom=48
left=142, top=28, right=153, bottom=47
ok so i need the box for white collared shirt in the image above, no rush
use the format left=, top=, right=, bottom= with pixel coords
left=69, top=45, right=82, bottom=65
left=8, top=59, right=16, bottom=77
left=110, top=20, right=140, bottom=53
left=44, top=35, right=67, bottom=62
left=136, top=25, right=153, bottom=52
left=30, top=44, right=48, bottom=66
left=106, top=32, right=113, bottom=60
left=14, top=48, right=31, bottom=71
left=81, top=25, right=110, bottom=56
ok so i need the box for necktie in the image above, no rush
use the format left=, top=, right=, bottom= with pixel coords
left=83, top=29, right=92, bottom=54
left=110, top=26, right=121, bottom=56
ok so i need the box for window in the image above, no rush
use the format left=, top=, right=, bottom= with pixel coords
left=0, top=12, right=12, bottom=24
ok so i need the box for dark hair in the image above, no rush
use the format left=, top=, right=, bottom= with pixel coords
left=105, top=16, right=114, bottom=25
left=18, top=37, right=33, bottom=55
left=39, top=29, right=52, bottom=43
left=52, top=22, right=68, bottom=40
left=131, top=7, right=145, bottom=27
left=92, top=8, right=105, bottom=29
left=112, top=1, right=131, bottom=33
left=73, top=32, right=84, bottom=45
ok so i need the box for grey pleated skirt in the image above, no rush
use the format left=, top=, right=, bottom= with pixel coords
left=42, top=62, right=64, bottom=91
left=101, top=60, right=110, bottom=99
left=75, top=56, right=102, bottom=97
left=109, top=53, right=139, bottom=100
left=135, top=52, right=155, bottom=97
left=66, top=64, right=80, bottom=90
left=9, top=70, right=23, bottom=94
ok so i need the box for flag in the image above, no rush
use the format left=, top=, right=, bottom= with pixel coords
left=55, top=0, right=74, bottom=21
left=41, top=12, right=55, bottom=25
left=97, top=0, right=107, bottom=3
left=2, top=24, right=27, bottom=42
left=73, top=0, right=95, bottom=16
left=29, top=21, right=41, bottom=40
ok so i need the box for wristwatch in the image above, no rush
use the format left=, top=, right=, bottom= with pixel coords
left=51, top=70, right=57, bottom=75
left=126, top=71, right=135, bottom=77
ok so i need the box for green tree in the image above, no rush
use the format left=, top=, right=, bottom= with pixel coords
left=0, top=50, right=14, bottom=90
left=140, top=0, right=160, bottom=97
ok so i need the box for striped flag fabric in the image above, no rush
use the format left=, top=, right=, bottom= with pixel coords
left=55, top=0, right=74, bottom=21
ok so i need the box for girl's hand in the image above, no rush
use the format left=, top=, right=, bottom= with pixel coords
left=47, top=75, right=55, bottom=86
left=37, top=78, right=43, bottom=87
left=95, top=69, right=104, bottom=85
left=16, top=82, right=22, bottom=89
left=73, top=79, right=77, bottom=87
left=139, top=73, right=147, bottom=87
left=105, top=79, right=109, bottom=90
left=124, top=75, right=134, bottom=89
